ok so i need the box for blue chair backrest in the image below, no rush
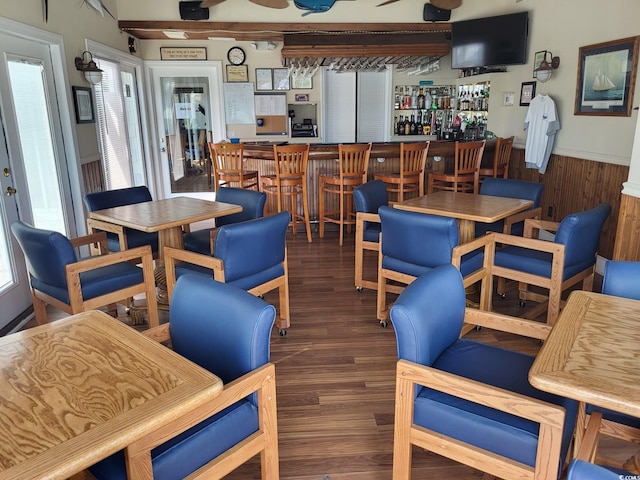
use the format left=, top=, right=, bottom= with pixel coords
left=567, top=460, right=623, bottom=479
left=555, top=203, right=611, bottom=268
left=602, top=260, right=640, bottom=300
left=170, top=274, right=276, bottom=389
left=83, top=186, right=153, bottom=212
left=480, top=178, right=544, bottom=207
left=379, top=206, right=459, bottom=267
left=391, top=264, right=466, bottom=367
left=11, top=221, right=76, bottom=289
left=477, top=178, right=544, bottom=237
left=353, top=180, right=388, bottom=214
left=214, top=211, right=290, bottom=283
left=215, top=187, right=266, bottom=227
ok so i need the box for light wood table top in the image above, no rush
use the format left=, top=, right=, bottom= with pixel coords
left=529, top=290, right=640, bottom=418
left=0, top=310, right=223, bottom=480
left=394, top=191, right=533, bottom=243
left=89, top=196, right=242, bottom=248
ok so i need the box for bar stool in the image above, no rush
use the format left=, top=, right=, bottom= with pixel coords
left=319, top=142, right=372, bottom=246
left=374, top=141, right=429, bottom=203
left=427, top=140, right=486, bottom=194
left=478, top=136, right=514, bottom=183
left=261, top=143, right=312, bottom=243
left=209, top=142, right=259, bottom=191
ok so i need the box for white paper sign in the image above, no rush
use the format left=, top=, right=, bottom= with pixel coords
left=175, top=103, right=195, bottom=119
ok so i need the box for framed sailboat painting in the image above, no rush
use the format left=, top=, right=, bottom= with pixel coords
left=575, top=36, right=639, bottom=116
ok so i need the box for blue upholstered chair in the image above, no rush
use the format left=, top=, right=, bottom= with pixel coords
left=475, top=177, right=544, bottom=237
left=376, top=206, right=493, bottom=326
left=89, top=274, right=279, bottom=480
left=490, top=203, right=611, bottom=325
left=84, top=186, right=159, bottom=256
left=183, top=187, right=267, bottom=255
left=391, top=264, right=577, bottom=480
left=165, top=211, right=291, bottom=335
left=567, top=460, right=630, bottom=479
left=10, top=220, right=159, bottom=327
left=353, top=180, right=388, bottom=291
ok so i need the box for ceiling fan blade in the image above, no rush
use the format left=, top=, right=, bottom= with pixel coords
left=199, top=0, right=227, bottom=7
left=430, top=0, right=462, bottom=9
left=249, top=0, right=289, bottom=8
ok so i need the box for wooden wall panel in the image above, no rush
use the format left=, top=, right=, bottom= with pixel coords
left=613, top=193, right=640, bottom=261
left=509, top=148, right=627, bottom=260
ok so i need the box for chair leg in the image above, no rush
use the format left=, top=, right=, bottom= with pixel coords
left=259, top=364, right=280, bottom=480
left=302, top=182, right=312, bottom=243
left=289, top=191, right=298, bottom=237
left=319, top=179, right=325, bottom=239
left=339, top=186, right=345, bottom=247
left=392, top=368, right=414, bottom=480
left=427, top=173, right=434, bottom=194
left=32, top=292, right=48, bottom=325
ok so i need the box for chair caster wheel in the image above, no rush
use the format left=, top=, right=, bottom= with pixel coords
left=380, top=320, right=388, bottom=328
left=475, top=325, right=482, bottom=331
left=500, top=293, right=507, bottom=299
left=519, top=300, right=527, bottom=307
left=279, top=329, right=287, bottom=336
left=356, top=286, right=363, bottom=292
left=258, top=294, right=265, bottom=299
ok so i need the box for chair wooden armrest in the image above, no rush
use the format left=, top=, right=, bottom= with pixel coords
left=143, top=323, right=171, bottom=343
left=356, top=212, right=381, bottom=224
left=124, top=363, right=277, bottom=480
left=504, top=207, right=542, bottom=234
left=523, top=217, right=561, bottom=239
left=452, top=233, right=496, bottom=312
left=463, top=308, right=551, bottom=341
left=69, top=230, right=109, bottom=254
left=164, top=246, right=224, bottom=301
left=492, top=232, right=565, bottom=256
left=395, top=359, right=566, bottom=480
left=87, top=218, right=127, bottom=253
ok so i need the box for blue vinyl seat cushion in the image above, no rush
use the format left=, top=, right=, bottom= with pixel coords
left=567, top=459, right=630, bottom=479
left=416, top=339, right=577, bottom=469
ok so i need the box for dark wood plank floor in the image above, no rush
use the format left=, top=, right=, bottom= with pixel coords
left=42, top=226, right=632, bottom=479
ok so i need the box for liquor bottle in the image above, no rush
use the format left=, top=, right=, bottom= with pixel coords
left=410, top=114, right=417, bottom=135
left=410, top=87, right=418, bottom=109
left=397, top=115, right=405, bottom=135
left=415, top=113, right=423, bottom=137
left=424, top=88, right=432, bottom=110
left=394, top=87, right=401, bottom=110
left=404, top=115, right=411, bottom=135
left=417, top=88, right=425, bottom=109
left=404, top=87, right=411, bottom=109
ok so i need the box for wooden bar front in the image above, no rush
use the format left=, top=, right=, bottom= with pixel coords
left=243, top=140, right=496, bottom=221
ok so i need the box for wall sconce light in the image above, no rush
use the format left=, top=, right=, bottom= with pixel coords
left=534, top=51, right=560, bottom=83
left=74, top=51, right=103, bottom=85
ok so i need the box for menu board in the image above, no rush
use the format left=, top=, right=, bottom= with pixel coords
left=254, top=93, right=288, bottom=136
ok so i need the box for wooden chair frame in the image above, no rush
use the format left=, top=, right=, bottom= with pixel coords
left=491, top=218, right=597, bottom=326
left=375, top=142, right=429, bottom=204
left=427, top=140, right=486, bottom=195
left=478, top=136, right=514, bottom=182
left=210, top=142, right=259, bottom=191
left=262, top=144, right=312, bottom=242
left=319, top=143, right=372, bottom=246
left=125, top=323, right=279, bottom=480
left=354, top=211, right=381, bottom=291
left=163, top=246, right=291, bottom=332
left=29, top=231, right=159, bottom=328
left=393, top=308, right=563, bottom=480
left=376, top=233, right=495, bottom=325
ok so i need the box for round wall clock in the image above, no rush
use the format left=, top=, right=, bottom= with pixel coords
left=227, top=46, right=246, bottom=65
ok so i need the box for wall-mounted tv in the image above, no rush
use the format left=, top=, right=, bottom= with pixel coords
left=451, top=11, right=529, bottom=69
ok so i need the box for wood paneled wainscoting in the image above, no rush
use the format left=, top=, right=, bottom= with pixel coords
left=509, top=148, right=628, bottom=260
left=613, top=193, right=640, bottom=260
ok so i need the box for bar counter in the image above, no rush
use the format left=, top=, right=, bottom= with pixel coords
left=242, top=139, right=496, bottom=222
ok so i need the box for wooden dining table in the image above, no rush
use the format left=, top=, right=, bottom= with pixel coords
left=0, top=310, right=223, bottom=480
left=89, top=196, right=243, bottom=312
left=394, top=191, right=534, bottom=243
left=529, top=290, right=640, bottom=459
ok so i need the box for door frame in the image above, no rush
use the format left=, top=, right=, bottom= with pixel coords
left=0, top=16, right=84, bottom=237
left=143, top=60, right=226, bottom=200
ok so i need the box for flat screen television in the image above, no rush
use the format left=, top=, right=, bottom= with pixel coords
left=451, top=12, right=529, bottom=69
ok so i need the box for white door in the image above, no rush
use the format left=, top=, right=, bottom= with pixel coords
left=145, top=61, right=226, bottom=200
left=0, top=32, right=74, bottom=331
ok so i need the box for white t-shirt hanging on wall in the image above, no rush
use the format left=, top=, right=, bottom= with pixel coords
left=524, top=95, right=560, bottom=174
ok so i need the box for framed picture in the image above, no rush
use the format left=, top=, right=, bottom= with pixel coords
left=292, top=75, right=313, bottom=90
left=255, top=68, right=273, bottom=90
left=533, top=50, right=547, bottom=78
left=519, top=81, right=536, bottom=106
left=226, top=64, right=249, bottom=82
left=72, top=86, right=95, bottom=124
left=574, top=36, right=639, bottom=116
left=273, top=68, right=290, bottom=90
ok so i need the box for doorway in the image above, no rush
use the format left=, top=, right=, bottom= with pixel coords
left=0, top=25, right=78, bottom=332
left=144, top=61, right=226, bottom=200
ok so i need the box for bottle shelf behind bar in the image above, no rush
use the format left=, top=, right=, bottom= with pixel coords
left=393, top=85, right=456, bottom=137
